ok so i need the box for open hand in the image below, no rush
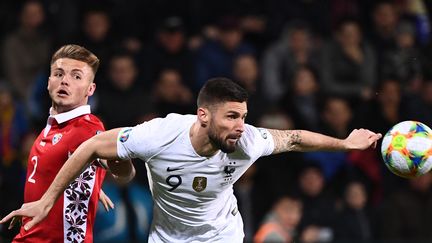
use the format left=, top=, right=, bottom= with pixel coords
left=0, top=200, right=51, bottom=231
left=345, top=129, right=382, bottom=150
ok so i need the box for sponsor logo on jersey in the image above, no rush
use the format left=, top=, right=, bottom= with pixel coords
left=258, top=128, right=268, bottom=139
left=52, top=133, right=63, bottom=145
left=167, top=167, right=184, bottom=172
left=119, top=128, right=132, bottom=142
left=192, top=176, right=207, bottom=192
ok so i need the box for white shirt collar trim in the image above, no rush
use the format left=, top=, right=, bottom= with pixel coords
left=48, top=105, right=91, bottom=124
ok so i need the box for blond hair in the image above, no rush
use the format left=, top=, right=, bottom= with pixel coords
left=51, top=44, right=100, bottom=75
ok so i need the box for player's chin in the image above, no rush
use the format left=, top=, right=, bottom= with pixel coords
left=221, top=141, right=237, bottom=153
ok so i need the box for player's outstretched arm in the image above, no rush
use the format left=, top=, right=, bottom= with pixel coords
left=0, top=128, right=125, bottom=230
left=268, top=128, right=382, bottom=154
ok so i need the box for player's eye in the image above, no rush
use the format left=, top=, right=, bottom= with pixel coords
left=74, top=75, right=82, bottom=80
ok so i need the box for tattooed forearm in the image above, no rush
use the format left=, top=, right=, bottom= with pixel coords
left=268, top=129, right=302, bottom=154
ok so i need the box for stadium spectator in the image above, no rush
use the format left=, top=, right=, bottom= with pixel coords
left=262, top=21, right=321, bottom=105
left=254, top=195, right=303, bottom=243
left=152, top=68, right=195, bottom=117
left=334, top=180, right=374, bottom=242
left=2, top=0, right=51, bottom=104
left=232, top=53, right=267, bottom=126
left=320, top=17, right=376, bottom=105
left=194, top=16, right=256, bottom=90
left=140, top=16, right=196, bottom=90
left=281, top=65, right=321, bottom=131
left=378, top=172, right=432, bottom=240
left=296, top=163, right=337, bottom=243
left=96, top=52, right=154, bottom=129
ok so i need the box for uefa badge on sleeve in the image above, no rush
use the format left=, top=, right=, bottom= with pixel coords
left=119, top=128, right=132, bottom=143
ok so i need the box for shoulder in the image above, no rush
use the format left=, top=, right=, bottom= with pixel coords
left=142, top=113, right=195, bottom=128
left=73, top=114, right=105, bottom=134
left=132, top=113, right=195, bottom=138
left=238, top=124, right=269, bottom=149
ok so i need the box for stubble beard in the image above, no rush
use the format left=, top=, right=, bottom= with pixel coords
left=208, top=123, right=237, bottom=154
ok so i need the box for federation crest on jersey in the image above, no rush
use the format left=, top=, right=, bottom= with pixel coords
left=119, top=128, right=132, bottom=142
left=192, top=177, right=207, bottom=192
left=52, top=133, right=63, bottom=145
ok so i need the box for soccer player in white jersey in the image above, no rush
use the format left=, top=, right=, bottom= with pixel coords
left=1, top=77, right=382, bottom=242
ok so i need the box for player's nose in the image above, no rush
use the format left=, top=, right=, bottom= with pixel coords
left=235, top=119, right=245, bottom=133
left=60, top=75, right=70, bottom=86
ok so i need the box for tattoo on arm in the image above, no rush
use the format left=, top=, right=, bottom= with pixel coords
left=268, top=129, right=302, bottom=154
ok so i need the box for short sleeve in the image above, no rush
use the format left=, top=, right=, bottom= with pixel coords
left=238, top=124, right=274, bottom=160
left=116, top=121, right=161, bottom=161
left=116, top=114, right=191, bottom=161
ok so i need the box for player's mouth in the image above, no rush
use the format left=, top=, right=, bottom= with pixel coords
left=227, top=134, right=241, bottom=143
left=57, top=89, right=70, bottom=97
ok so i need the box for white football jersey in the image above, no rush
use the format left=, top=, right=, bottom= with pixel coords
left=117, top=113, right=274, bottom=242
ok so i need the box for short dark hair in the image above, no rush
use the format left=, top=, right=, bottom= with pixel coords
left=51, top=44, right=100, bottom=75
left=197, top=77, right=248, bottom=108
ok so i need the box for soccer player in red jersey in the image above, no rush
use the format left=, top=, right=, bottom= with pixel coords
left=8, top=44, right=134, bottom=243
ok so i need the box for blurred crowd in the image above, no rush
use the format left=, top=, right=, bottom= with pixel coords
left=1, top=0, right=432, bottom=242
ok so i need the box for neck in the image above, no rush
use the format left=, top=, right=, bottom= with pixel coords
left=190, top=121, right=219, bottom=157
left=51, top=104, right=79, bottom=115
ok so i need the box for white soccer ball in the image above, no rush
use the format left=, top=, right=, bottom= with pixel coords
left=381, top=121, right=432, bottom=178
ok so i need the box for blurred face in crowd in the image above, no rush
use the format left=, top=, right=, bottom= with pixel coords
left=48, top=58, right=95, bottom=114
left=421, top=81, right=432, bottom=105
left=109, top=56, right=137, bottom=91
left=345, top=182, right=367, bottom=210
left=373, top=3, right=398, bottom=31
left=83, top=11, right=110, bottom=42
left=289, top=29, right=310, bottom=52
left=293, top=67, right=318, bottom=96
left=299, top=167, right=324, bottom=197
left=21, top=1, right=45, bottom=29
left=0, top=88, right=13, bottom=109
left=155, top=69, right=184, bottom=102
left=410, top=172, right=432, bottom=193
left=158, top=30, right=185, bottom=53
left=220, top=29, right=242, bottom=51
left=378, top=79, right=401, bottom=106
left=323, top=97, right=352, bottom=131
left=337, top=21, right=362, bottom=46
left=274, top=197, right=303, bottom=229
left=233, top=55, right=258, bottom=90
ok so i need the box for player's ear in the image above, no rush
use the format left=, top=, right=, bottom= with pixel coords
left=197, top=107, right=209, bottom=128
left=87, top=82, right=96, bottom=96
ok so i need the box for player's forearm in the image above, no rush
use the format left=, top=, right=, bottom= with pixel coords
left=269, top=129, right=348, bottom=154
left=40, top=138, right=98, bottom=206
left=109, top=159, right=136, bottom=184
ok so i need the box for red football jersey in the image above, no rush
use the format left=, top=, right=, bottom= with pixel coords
left=13, top=106, right=106, bottom=243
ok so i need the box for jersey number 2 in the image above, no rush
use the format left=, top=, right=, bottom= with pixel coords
left=28, top=156, right=38, bottom=183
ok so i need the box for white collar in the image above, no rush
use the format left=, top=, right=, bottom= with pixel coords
left=48, top=105, right=91, bottom=124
